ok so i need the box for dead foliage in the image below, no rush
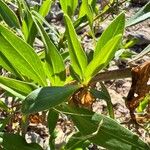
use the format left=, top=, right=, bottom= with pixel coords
left=126, top=61, right=150, bottom=122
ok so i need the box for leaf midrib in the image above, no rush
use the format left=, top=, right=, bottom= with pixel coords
left=1, top=32, right=45, bottom=86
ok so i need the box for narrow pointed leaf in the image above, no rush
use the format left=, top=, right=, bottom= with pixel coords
left=22, top=85, right=80, bottom=114
left=48, top=109, right=59, bottom=135
left=48, top=109, right=59, bottom=149
left=0, top=25, right=47, bottom=86
left=129, top=44, right=150, bottom=62
left=0, top=84, right=26, bottom=100
left=64, top=14, right=88, bottom=81
left=0, top=76, right=37, bottom=96
left=60, top=106, right=150, bottom=150
left=33, top=18, right=66, bottom=85
left=0, top=51, right=22, bottom=79
left=126, top=1, right=150, bottom=27
left=79, top=0, right=93, bottom=27
left=60, top=0, right=78, bottom=16
left=84, top=35, right=122, bottom=83
left=39, top=0, right=52, bottom=17
left=0, top=100, right=8, bottom=111
left=94, top=13, right=125, bottom=57
left=0, top=0, right=20, bottom=28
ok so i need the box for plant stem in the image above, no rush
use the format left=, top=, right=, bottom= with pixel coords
left=90, top=68, right=132, bottom=85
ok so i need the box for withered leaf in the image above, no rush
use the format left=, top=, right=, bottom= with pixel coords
left=126, top=61, right=150, bottom=122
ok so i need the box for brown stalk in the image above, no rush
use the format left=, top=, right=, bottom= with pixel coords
left=90, top=67, right=132, bottom=85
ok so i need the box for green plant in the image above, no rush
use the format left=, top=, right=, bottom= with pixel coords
left=0, top=0, right=150, bottom=150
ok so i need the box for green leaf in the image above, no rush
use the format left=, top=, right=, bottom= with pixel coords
left=0, top=76, right=37, bottom=96
left=84, top=34, right=122, bottom=84
left=0, top=25, right=47, bottom=86
left=137, top=94, right=150, bottom=112
left=60, top=105, right=150, bottom=150
left=0, top=84, right=26, bottom=100
left=39, top=0, right=52, bottom=17
left=0, top=0, right=20, bottom=28
left=22, top=85, right=80, bottom=114
left=126, top=1, right=150, bottom=27
left=22, top=10, right=37, bottom=45
left=0, top=99, right=8, bottom=111
left=33, top=17, right=66, bottom=86
left=79, top=0, right=93, bottom=27
left=2, top=133, right=43, bottom=150
left=0, top=117, right=10, bottom=132
left=48, top=109, right=59, bottom=135
left=94, top=13, right=125, bottom=57
left=48, top=109, right=59, bottom=149
left=64, top=14, right=88, bottom=81
left=60, top=0, right=78, bottom=16
left=65, top=132, right=90, bottom=150
left=32, top=10, right=59, bottom=39
left=0, top=51, right=22, bottom=79
left=91, top=82, right=114, bottom=119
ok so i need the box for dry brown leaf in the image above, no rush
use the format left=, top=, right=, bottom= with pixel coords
left=69, top=87, right=95, bottom=109
left=126, top=61, right=150, bottom=122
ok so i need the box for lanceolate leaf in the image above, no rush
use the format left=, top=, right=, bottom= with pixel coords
left=39, top=0, right=52, bottom=17
left=60, top=105, right=150, bottom=150
left=22, top=85, right=80, bottom=114
left=0, top=51, right=22, bottom=79
left=64, top=14, right=88, bottom=81
left=0, top=0, right=20, bottom=28
left=79, top=0, right=93, bottom=27
left=2, top=133, right=43, bottom=150
left=126, top=1, right=150, bottom=27
left=84, top=35, right=122, bottom=84
left=94, top=13, right=125, bottom=57
left=60, top=0, right=78, bottom=16
left=48, top=109, right=59, bottom=149
left=0, top=84, right=26, bottom=100
left=0, top=76, right=37, bottom=96
left=33, top=18, right=66, bottom=85
left=22, top=0, right=52, bottom=45
left=0, top=25, right=47, bottom=86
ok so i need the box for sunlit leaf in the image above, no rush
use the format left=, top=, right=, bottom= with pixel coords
left=0, top=0, right=20, bottom=28
left=84, top=35, right=122, bottom=84
left=0, top=25, right=47, bottom=86
left=79, top=0, right=93, bottom=27
left=64, top=14, right=88, bottom=81
left=0, top=76, right=37, bottom=96
left=60, top=0, right=78, bottom=16
left=33, top=17, right=66, bottom=85
left=39, top=0, right=52, bottom=17
left=94, top=13, right=125, bottom=57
